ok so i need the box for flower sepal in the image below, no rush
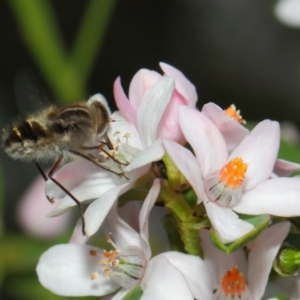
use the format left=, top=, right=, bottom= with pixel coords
left=210, top=214, right=270, bottom=254
left=122, top=285, right=143, bottom=300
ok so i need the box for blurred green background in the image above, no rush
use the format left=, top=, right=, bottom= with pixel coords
left=1, top=0, right=300, bottom=299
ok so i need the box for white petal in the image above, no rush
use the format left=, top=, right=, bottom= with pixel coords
left=124, top=139, right=165, bottom=172
left=45, top=159, right=100, bottom=200
left=84, top=182, right=135, bottom=236
left=161, top=251, right=212, bottom=299
left=229, top=120, right=280, bottom=191
left=139, top=179, right=161, bottom=258
left=234, top=177, right=300, bottom=216
left=137, top=76, right=175, bottom=147
left=248, top=222, right=290, bottom=299
left=47, top=170, right=119, bottom=217
left=36, top=244, right=118, bottom=296
left=201, top=102, right=249, bottom=151
left=141, top=255, right=194, bottom=300
left=179, top=106, right=227, bottom=176
left=109, top=110, right=142, bottom=150
left=107, top=201, right=142, bottom=251
left=163, top=139, right=205, bottom=202
left=200, top=229, right=247, bottom=288
left=204, top=201, right=254, bottom=244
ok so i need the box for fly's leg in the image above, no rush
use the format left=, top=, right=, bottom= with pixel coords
left=43, top=155, right=86, bottom=235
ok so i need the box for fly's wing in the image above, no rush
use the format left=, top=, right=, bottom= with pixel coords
left=14, top=68, right=53, bottom=115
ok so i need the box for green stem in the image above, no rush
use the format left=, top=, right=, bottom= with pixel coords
left=160, top=183, right=203, bottom=257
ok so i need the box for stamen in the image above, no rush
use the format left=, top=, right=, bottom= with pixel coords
left=89, top=235, right=147, bottom=289
left=220, top=266, right=247, bottom=297
left=224, top=104, right=246, bottom=124
left=204, top=157, right=248, bottom=207
left=89, top=250, right=98, bottom=256
left=91, top=272, right=99, bottom=280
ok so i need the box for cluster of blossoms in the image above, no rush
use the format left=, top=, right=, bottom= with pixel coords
left=34, top=63, right=300, bottom=299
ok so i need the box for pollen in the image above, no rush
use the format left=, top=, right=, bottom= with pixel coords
left=220, top=266, right=247, bottom=296
left=224, top=104, right=246, bottom=124
left=89, top=234, right=147, bottom=289
left=219, top=157, right=248, bottom=188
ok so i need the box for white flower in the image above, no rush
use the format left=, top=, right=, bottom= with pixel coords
left=37, top=179, right=210, bottom=299
left=199, top=222, right=290, bottom=300
left=164, top=106, right=300, bottom=243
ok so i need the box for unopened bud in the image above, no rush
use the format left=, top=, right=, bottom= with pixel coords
left=273, top=245, right=300, bottom=277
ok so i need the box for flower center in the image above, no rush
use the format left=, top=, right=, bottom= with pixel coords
left=204, top=157, right=248, bottom=207
left=219, top=157, right=248, bottom=188
left=89, top=234, right=147, bottom=289
left=224, top=104, right=246, bottom=124
left=218, top=266, right=248, bottom=298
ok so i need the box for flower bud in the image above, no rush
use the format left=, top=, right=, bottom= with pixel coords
left=273, top=245, right=300, bottom=277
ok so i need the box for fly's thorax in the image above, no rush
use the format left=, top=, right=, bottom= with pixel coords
left=47, top=103, right=96, bottom=150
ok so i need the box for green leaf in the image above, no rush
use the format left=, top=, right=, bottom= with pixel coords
left=210, top=214, right=270, bottom=254
left=122, top=286, right=143, bottom=300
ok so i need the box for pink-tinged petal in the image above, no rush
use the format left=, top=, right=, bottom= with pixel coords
left=229, top=120, right=280, bottom=191
left=129, top=69, right=161, bottom=111
left=36, top=244, right=118, bottom=296
left=113, top=77, right=137, bottom=127
left=248, top=222, right=290, bottom=299
left=84, top=181, right=135, bottom=236
left=139, top=179, right=161, bottom=258
left=107, top=202, right=141, bottom=250
left=159, top=62, right=198, bottom=107
left=137, top=76, right=175, bottom=147
left=204, top=201, right=254, bottom=244
left=162, top=251, right=212, bottom=299
left=234, top=177, right=300, bottom=216
left=163, top=139, right=205, bottom=202
left=17, top=175, right=72, bottom=239
left=141, top=255, right=194, bottom=300
left=157, top=90, right=187, bottom=144
left=274, top=158, right=300, bottom=177
left=200, top=229, right=247, bottom=288
left=124, top=139, right=165, bottom=172
left=179, top=106, right=228, bottom=176
left=201, top=102, right=249, bottom=151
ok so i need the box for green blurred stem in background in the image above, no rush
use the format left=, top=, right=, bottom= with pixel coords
left=9, top=0, right=117, bottom=102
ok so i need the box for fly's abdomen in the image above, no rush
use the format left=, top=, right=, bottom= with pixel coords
left=3, top=119, right=57, bottom=162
